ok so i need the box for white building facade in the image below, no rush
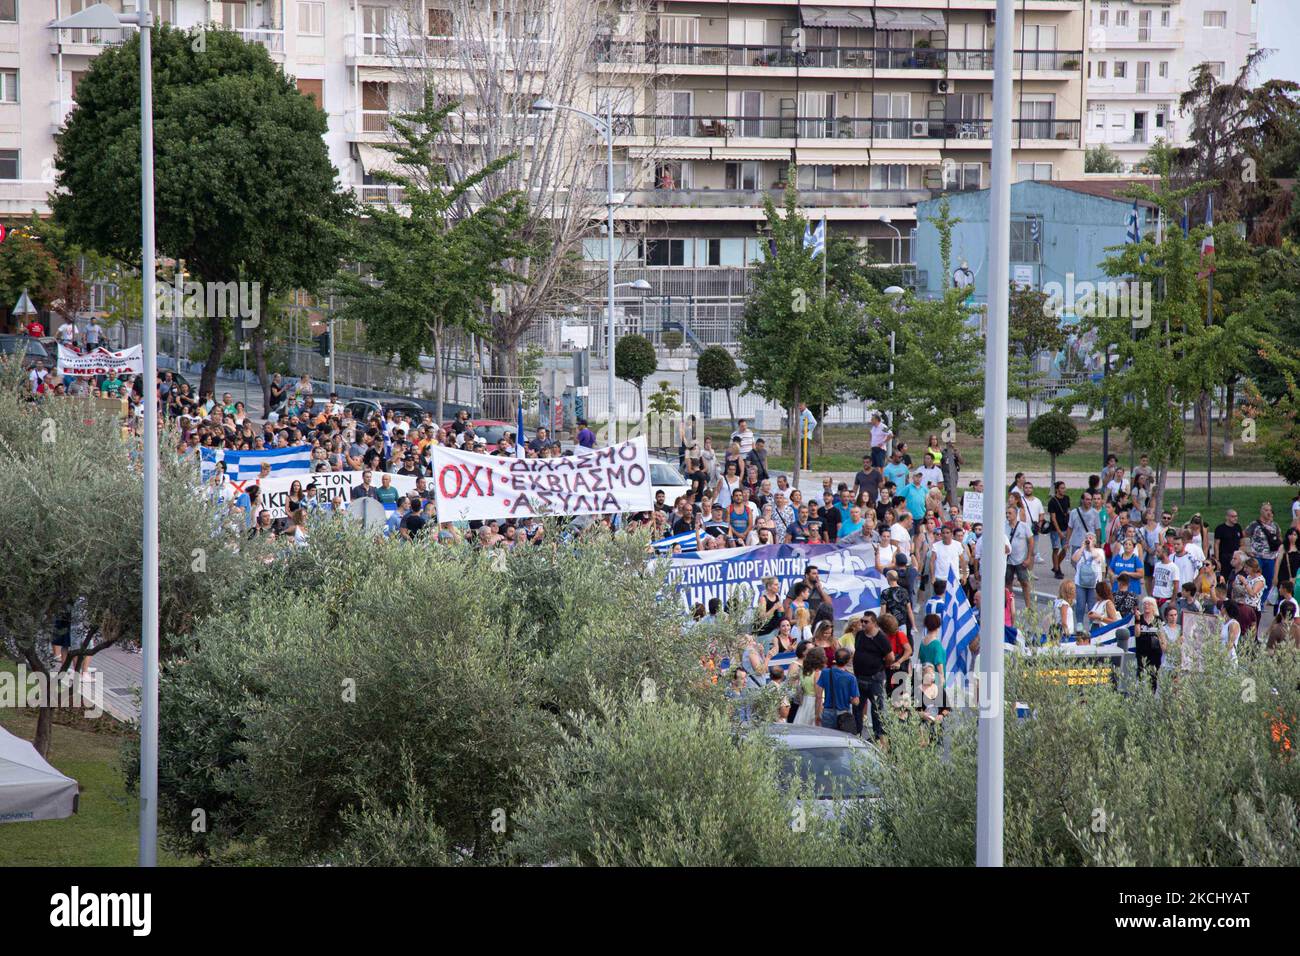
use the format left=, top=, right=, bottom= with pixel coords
left=1084, top=0, right=1258, bottom=169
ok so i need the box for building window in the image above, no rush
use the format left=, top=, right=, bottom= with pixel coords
left=1098, top=10, right=1108, bottom=27
left=797, top=165, right=834, bottom=190
left=1159, top=61, right=1169, bottom=78
left=0, top=0, right=14, bottom=23
left=644, top=239, right=686, bottom=266
left=725, top=162, right=758, bottom=191
left=870, top=164, right=906, bottom=190
left=1015, top=163, right=1052, bottom=185
left=1114, top=60, right=1127, bottom=79
left=298, top=2, right=324, bottom=36
left=296, top=77, right=322, bottom=109
left=1097, top=61, right=1108, bottom=78
left=0, top=70, right=16, bottom=104
left=151, top=0, right=176, bottom=23
left=0, top=149, right=18, bottom=180
left=1161, top=10, right=1171, bottom=28
left=1116, top=10, right=1129, bottom=27
left=220, top=1, right=248, bottom=29
left=1010, top=216, right=1043, bottom=261
left=1204, top=11, right=1227, bottom=28
left=592, top=162, right=630, bottom=191
left=1206, top=61, right=1226, bottom=78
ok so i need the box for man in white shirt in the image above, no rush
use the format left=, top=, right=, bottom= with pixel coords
left=1152, top=544, right=1181, bottom=605
left=56, top=319, right=79, bottom=348
left=84, top=318, right=104, bottom=349
left=919, top=461, right=943, bottom=489
left=28, top=360, right=48, bottom=394
left=1172, top=536, right=1200, bottom=585
left=869, top=413, right=892, bottom=470
left=1005, top=503, right=1036, bottom=609
left=730, top=419, right=755, bottom=456
left=930, top=523, right=966, bottom=584
left=890, top=512, right=914, bottom=560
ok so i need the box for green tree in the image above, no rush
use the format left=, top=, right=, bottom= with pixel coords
left=0, top=228, right=59, bottom=322
left=660, top=329, right=684, bottom=355
left=1061, top=166, right=1218, bottom=516
left=740, top=174, right=857, bottom=486
left=849, top=198, right=985, bottom=438
left=1008, top=282, right=1066, bottom=428
left=696, top=345, right=741, bottom=428
left=647, top=380, right=681, bottom=419
left=615, top=334, right=657, bottom=416
left=329, top=91, right=528, bottom=422
left=0, top=371, right=251, bottom=756
left=53, top=26, right=350, bottom=402
left=1085, top=144, right=1126, bottom=174
left=1027, top=411, right=1079, bottom=489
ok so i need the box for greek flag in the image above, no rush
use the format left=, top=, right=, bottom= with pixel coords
left=802, top=219, right=826, bottom=258
left=652, top=530, right=698, bottom=553
left=1199, top=193, right=1216, bottom=275
left=516, top=399, right=526, bottom=460
left=940, top=565, right=978, bottom=684
left=200, top=444, right=312, bottom=482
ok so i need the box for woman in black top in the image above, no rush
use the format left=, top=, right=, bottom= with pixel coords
left=1276, top=528, right=1300, bottom=613
left=1134, top=597, right=1162, bottom=692
left=755, top=577, right=785, bottom=636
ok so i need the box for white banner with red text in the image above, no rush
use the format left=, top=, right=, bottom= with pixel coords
left=430, top=437, right=653, bottom=521
left=56, top=344, right=144, bottom=377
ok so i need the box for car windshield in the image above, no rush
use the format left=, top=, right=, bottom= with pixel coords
left=650, top=462, right=685, bottom=486
left=778, top=745, right=879, bottom=799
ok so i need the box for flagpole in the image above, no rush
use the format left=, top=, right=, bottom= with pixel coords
left=1205, top=195, right=1214, bottom=509
left=977, top=0, right=1014, bottom=869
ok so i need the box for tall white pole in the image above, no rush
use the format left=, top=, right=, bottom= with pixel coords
left=976, top=0, right=1014, bottom=868
left=137, top=11, right=160, bottom=868
left=605, top=101, right=617, bottom=443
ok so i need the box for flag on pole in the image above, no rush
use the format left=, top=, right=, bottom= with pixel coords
left=1180, top=199, right=1190, bottom=239
left=1199, top=193, right=1216, bottom=277
left=516, top=397, right=526, bottom=459
left=940, top=565, right=978, bottom=686
left=802, top=219, right=826, bottom=258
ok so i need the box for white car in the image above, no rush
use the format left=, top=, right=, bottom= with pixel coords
left=760, top=723, right=882, bottom=822
left=649, top=458, right=692, bottom=506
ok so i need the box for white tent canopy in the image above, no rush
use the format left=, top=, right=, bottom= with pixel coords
left=0, top=726, right=79, bottom=823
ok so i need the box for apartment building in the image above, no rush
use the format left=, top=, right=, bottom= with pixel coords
left=1, top=0, right=1088, bottom=349
left=1084, top=0, right=1257, bottom=168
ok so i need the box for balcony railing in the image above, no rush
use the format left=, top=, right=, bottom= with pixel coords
left=235, top=27, right=286, bottom=53
left=629, top=187, right=933, bottom=208
left=611, top=114, right=1079, bottom=142
left=359, top=32, right=552, bottom=61
left=358, top=184, right=408, bottom=206
left=592, top=41, right=1082, bottom=72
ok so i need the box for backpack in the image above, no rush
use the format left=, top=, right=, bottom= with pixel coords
left=1077, top=554, right=1099, bottom=588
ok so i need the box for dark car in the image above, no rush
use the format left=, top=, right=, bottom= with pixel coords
left=0, top=335, right=52, bottom=370
left=345, top=398, right=427, bottom=423
left=133, top=370, right=193, bottom=397
left=442, top=418, right=512, bottom=447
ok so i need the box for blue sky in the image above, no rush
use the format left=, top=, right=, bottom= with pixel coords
left=1257, top=0, right=1300, bottom=84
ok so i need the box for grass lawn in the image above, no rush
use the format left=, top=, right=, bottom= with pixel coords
left=714, top=419, right=1288, bottom=477
left=0, top=661, right=193, bottom=867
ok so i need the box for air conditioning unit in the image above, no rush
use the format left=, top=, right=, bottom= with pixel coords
left=934, top=78, right=953, bottom=94
left=911, top=120, right=929, bottom=137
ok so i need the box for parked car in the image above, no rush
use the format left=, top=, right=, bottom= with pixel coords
left=0, top=335, right=51, bottom=371
left=648, top=457, right=691, bottom=505
left=759, top=723, right=881, bottom=820
left=442, top=419, right=512, bottom=447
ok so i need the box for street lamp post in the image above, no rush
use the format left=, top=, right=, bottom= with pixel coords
left=883, top=286, right=904, bottom=453
left=50, top=2, right=159, bottom=867
left=977, top=0, right=1016, bottom=868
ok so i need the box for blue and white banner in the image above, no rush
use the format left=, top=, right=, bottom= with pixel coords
left=201, top=444, right=312, bottom=482
left=666, top=541, right=883, bottom=618
left=1006, top=614, right=1133, bottom=652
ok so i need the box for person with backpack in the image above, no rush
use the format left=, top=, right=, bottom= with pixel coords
left=1072, top=532, right=1105, bottom=634
left=852, top=613, right=895, bottom=740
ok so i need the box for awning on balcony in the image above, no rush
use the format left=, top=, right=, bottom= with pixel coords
left=795, top=148, right=871, bottom=165
left=872, top=9, right=947, bottom=32
left=798, top=6, right=874, bottom=29
left=712, top=147, right=794, bottom=160
left=356, top=144, right=398, bottom=174
left=867, top=148, right=943, bottom=165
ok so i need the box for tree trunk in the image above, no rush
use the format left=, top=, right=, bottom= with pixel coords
left=1193, top=390, right=1208, bottom=436
left=818, top=403, right=826, bottom=455
left=790, top=386, right=802, bottom=489
left=252, top=325, right=270, bottom=414
left=1049, top=452, right=1056, bottom=491
left=1222, top=381, right=1235, bottom=457
left=725, top=389, right=736, bottom=431
left=199, top=316, right=227, bottom=399
left=431, top=324, right=445, bottom=425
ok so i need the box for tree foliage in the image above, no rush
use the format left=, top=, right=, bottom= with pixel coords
left=53, top=26, right=351, bottom=399
left=696, top=345, right=741, bottom=426
left=329, top=90, right=528, bottom=421
left=1027, top=411, right=1079, bottom=459
left=849, top=198, right=985, bottom=437
left=615, top=333, right=657, bottom=415
left=0, top=227, right=59, bottom=317
left=1085, top=145, right=1125, bottom=174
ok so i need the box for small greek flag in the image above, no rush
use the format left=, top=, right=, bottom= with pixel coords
left=940, top=565, right=978, bottom=685
left=803, top=219, right=826, bottom=258
left=1125, top=200, right=1146, bottom=265
left=516, top=399, right=526, bottom=460
left=652, top=530, right=698, bottom=552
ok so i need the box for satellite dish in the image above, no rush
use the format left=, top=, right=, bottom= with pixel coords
left=347, top=497, right=387, bottom=530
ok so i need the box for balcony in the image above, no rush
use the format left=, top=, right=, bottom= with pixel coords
left=610, top=114, right=1078, bottom=145
left=50, top=26, right=126, bottom=55
left=352, top=32, right=551, bottom=66
left=357, top=184, right=408, bottom=206
left=591, top=41, right=1083, bottom=73
left=630, top=187, right=932, bottom=209
left=234, top=27, right=286, bottom=55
